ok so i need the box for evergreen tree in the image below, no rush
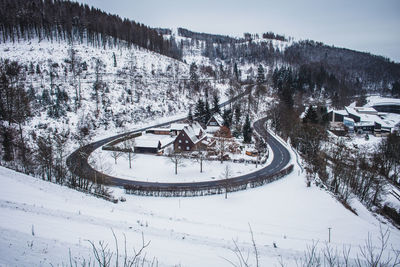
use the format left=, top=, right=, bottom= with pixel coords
left=190, top=62, right=199, bottom=91
left=392, top=81, right=400, bottom=97
left=256, top=64, right=265, bottom=85
left=194, top=98, right=205, bottom=120
left=222, top=108, right=233, bottom=128
left=113, top=52, right=117, bottom=67
left=303, top=105, right=318, bottom=124
left=212, top=94, right=220, bottom=114
left=28, top=85, right=36, bottom=101
left=2, top=129, right=14, bottom=161
left=204, top=101, right=211, bottom=124
left=188, top=107, right=193, bottom=122
left=243, top=114, right=252, bottom=143
left=41, top=89, right=51, bottom=106
left=29, top=62, right=34, bottom=75
left=233, top=62, right=239, bottom=80
left=36, top=64, right=41, bottom=74
left=234, top=105, right=241, bottom=126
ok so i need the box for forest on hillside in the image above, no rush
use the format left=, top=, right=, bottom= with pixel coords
left=0, top=0, right=182, bottom=59
left=1, top=0, right=399, bottom=98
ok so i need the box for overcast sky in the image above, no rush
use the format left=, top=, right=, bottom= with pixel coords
left=74, top=0, right=400, bottom=62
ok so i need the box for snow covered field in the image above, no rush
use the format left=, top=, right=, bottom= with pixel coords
left=1, top=145, right=400, bottom=266
left=89, top=146, right=273, bottom=183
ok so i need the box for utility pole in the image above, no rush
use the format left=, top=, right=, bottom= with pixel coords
left=328, top=227, right=332, bottom=243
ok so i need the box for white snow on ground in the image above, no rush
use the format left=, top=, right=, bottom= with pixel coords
left=89, top=145, right=274, bottom=183
left=1, top=143, right=400, bottom=266
left=342, top=133, right=382, bottom=149
left=0, top=38, right=229, bottom=159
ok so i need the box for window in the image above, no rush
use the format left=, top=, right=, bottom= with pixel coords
left=185, top=140, right=188, bottom=144
left=178, top=140, right=182, bottom=143
left=178, top=145, right=181, bottom=149
left=186, top=146, right=190, bottom=150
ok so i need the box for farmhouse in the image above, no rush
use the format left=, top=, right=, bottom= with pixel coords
left=174, top=122, right=207, bottom=152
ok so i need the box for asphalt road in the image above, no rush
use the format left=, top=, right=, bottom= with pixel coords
left=66, top=115, right=291, bottom=191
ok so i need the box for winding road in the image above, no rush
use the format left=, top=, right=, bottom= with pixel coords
left=66, top=88, right=292, bottom=195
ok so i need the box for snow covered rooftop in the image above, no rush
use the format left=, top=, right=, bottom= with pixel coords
left=328, top=109, right=348, bottom=116
left=170, top=123, right=188, bottom=131
left=207, top=114, right=224, bottom=126
left=182, top=122, right=206, bottom=144
left=353, top=107, right=378, bottom=114
left=147, top=127, right=170, bottom=132
left=135, top=134, right=175, bottom=148
left=366, top=96, right=400, bottom=107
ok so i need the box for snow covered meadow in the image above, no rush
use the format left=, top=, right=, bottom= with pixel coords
left=89, top=144, right=273, bottom=183
left=1, top=143, right=399, bottom=266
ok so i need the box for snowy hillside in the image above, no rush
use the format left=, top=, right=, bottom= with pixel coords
left=0, top=38, right=228, bottom=153
left=1, top=147, right=399, bottom=266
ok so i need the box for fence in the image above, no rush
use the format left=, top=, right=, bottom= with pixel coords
left=124, top=164, right=293, bottom=197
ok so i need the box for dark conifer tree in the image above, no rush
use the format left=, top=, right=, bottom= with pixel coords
left=256, top=64, right=265, bottom=85
left=233, top=62, right=239, bottom=80
left=234, top=105, right=241, bottom=126
left=303, top=105, right=318, bottom=124
left=194, top=98, right=205, bottom=119
left=188, top=107, right=193, bottom=122
left=222, top=108, right=232, bottom=128
left=243, top=114, right=252, bottom=143
left=189, top=62, right=199, bottom=91
left=113, top=52, right=117, bottom=67
left=204, top=100, right=211, bottom=124
left=212, top=94, right=220, bottom=114
left=392, top=81, right=400, bottom=97
left=2, top=128, right=14, bottom=161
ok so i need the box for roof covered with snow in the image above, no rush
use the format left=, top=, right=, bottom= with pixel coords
left=182, top=122, right=206, bottom=144
left=366, top=96, right=400, bottom=107
left=135, top=134, right=175, bottom=148
left=170, top=123, right=188, bottom=131
left=207, top=114, right=224, bottom=126
left=328, top=109, right=348, bottom=116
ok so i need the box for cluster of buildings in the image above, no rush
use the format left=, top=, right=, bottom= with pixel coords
left=328, top=98, right=400, bottom=136
left=132, top=114, right=226, bottom=155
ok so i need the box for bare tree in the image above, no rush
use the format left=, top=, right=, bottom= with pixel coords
left=54, top=127, right=70, bottom=184
left=214, top=126, right=232, bottom=164
left=90, top=151, right=111, bottom=185
left=35, top=134, right=54, bottom=181
left=223, top=224, right=260, bottom=267
left=193, top=148, right=207, bottom=173
left=123, top=138, right=136, bottom=169
left=69, top=230, right=152, bottom=267
left=167, top=148, right=185, bottom=175
left=110, top=150, right=123, bottom=165
left=222, top=164, right=232, bottom=199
